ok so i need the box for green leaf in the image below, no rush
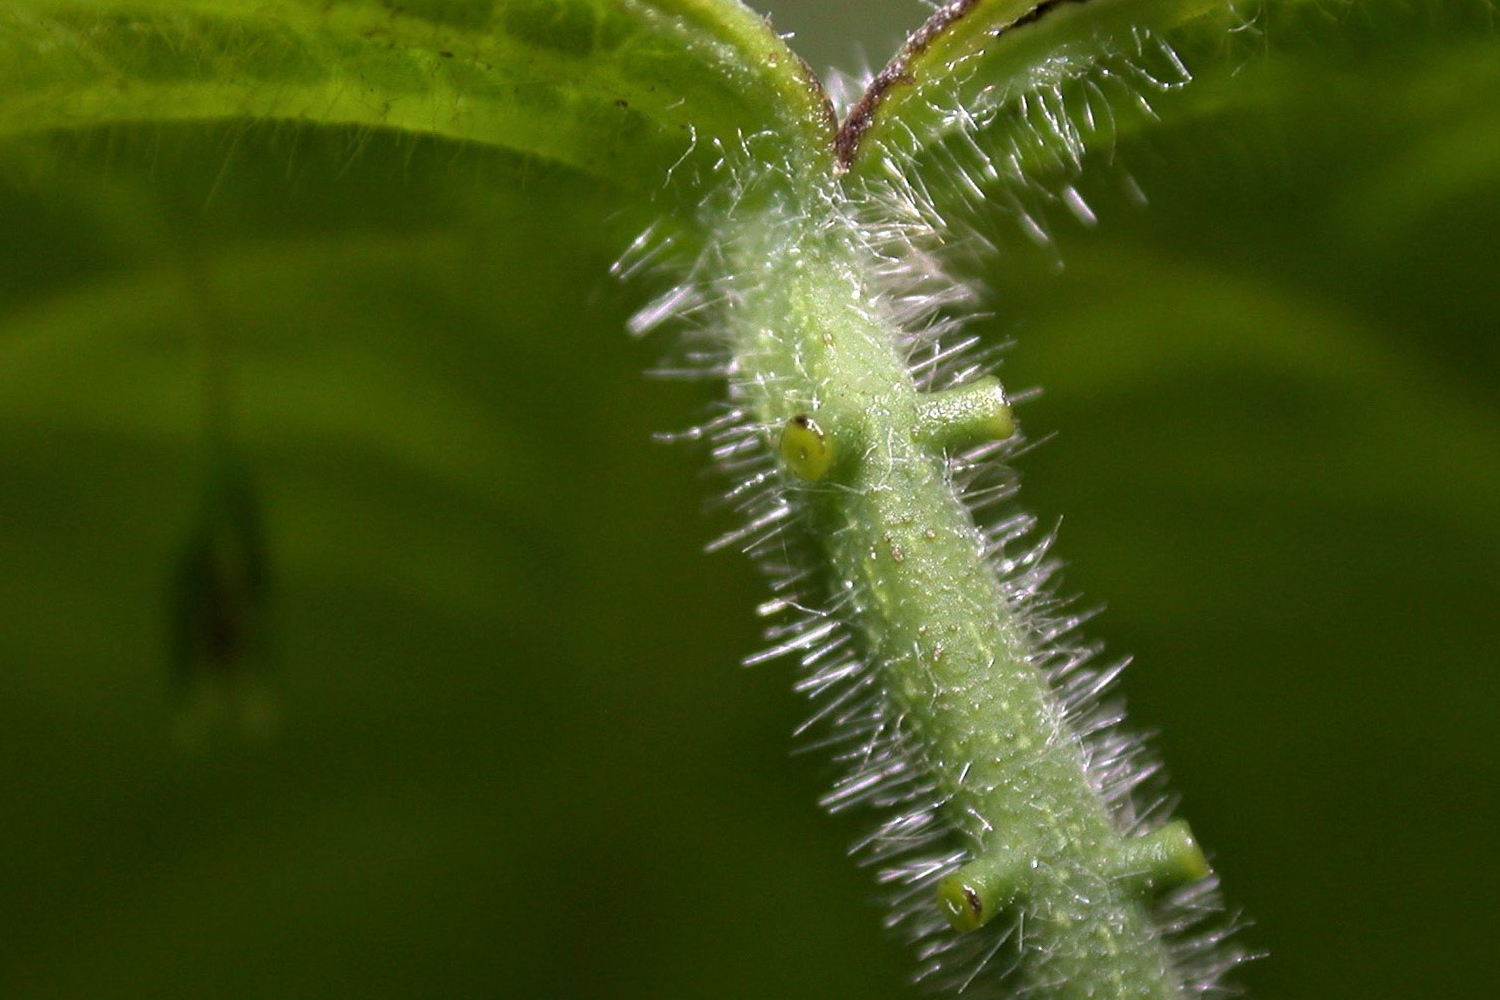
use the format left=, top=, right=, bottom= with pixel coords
left=1, top=0, right=834, bottom=200
left=836, top=0, right=1237, bottom=176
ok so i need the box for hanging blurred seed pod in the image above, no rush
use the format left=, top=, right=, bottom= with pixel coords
left=169, top=447, right=274, bottom=744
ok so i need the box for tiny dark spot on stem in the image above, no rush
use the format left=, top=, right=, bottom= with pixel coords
left=963, top=885, right=983, bottom=917
left=439, top=50, right=453, bottom=58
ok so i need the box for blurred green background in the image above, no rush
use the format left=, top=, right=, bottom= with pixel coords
left=2, top=2, right=1497, bottom=999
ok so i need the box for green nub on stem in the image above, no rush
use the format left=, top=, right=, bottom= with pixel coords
left=724, top=173, right=1211, bottom=1000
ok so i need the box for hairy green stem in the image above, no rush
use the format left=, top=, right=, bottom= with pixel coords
left=726, top=178, right=1205, bottom=999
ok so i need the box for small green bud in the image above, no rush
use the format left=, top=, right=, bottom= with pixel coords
left=779, top=413, right=837, bottom=481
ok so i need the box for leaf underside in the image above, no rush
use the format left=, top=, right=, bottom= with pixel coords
left=1, top=0, right=834, bottom=202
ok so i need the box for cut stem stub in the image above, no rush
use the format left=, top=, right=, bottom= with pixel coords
left=937, top=820, right=1212, bottom=933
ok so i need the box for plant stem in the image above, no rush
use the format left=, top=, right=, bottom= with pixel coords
left=723, top=176, right=1204, bottom=998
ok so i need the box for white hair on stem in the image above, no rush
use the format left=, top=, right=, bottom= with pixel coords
left=614, top=6, right=1252, bottom=997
